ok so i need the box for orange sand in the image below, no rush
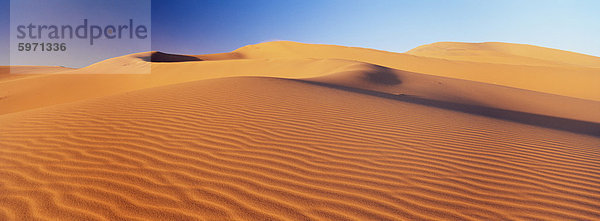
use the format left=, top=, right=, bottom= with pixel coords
left=0, top=41, right=599, bottom=220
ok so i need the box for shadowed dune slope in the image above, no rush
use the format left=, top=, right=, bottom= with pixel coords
left=139, top=51, right=203, bottom=63
left=1, top=77, right=599, bottom=220
left=303, top=64, right=600, bottom=124
left=406, top=42, right=600, bottom=68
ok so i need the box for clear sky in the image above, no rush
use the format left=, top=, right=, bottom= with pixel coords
left=2, top=0, right=600, bottom=66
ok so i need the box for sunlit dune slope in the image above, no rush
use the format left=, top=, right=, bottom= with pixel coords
left=0, top=54, right=359, bottom=114
left=231, top=41, right=600, bottom=101
left=0, top=66, right=71, bottom=82
left=1, top=77, right=599, bottom=220
left=0, top=66, right=73, bottom=74
left=406, top=42, right=600, bottom=68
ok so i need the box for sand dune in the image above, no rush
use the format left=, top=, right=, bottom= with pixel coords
left=1, top=77, right=599, bottom=220
left=303, top=63, right=600, bottom=124
left=2, top=53, right=598, bottom=124
left=0, top=66, right=73, bottom=74
left=407, top=42, right=600, bottom=68
left=1, top=41, right=599, bottom=220
left=232, top=41, right=600, bottom=101
left=0, top=53, right=600, bottom=128
left=0, top=66, right=71, bottom=82
left=0, top=55, right=363, bottom=114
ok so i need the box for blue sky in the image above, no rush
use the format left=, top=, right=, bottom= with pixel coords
left=2, top=0, right=600, bottom=66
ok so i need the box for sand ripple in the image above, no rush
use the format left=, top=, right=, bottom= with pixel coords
left=1, top=77, right=599, bottom=220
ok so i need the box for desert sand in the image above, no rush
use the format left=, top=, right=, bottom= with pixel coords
left=407, top=42, right=600, bottom=68
left=1, top=41, right=599, bottom=220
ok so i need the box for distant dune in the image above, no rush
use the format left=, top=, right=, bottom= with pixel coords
left=1, top=41, right=599, bottom=220
left=407, top=41, right=600, bottom=68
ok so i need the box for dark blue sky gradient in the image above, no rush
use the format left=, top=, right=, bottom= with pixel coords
left=2, top=0, right=600, bottom=66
